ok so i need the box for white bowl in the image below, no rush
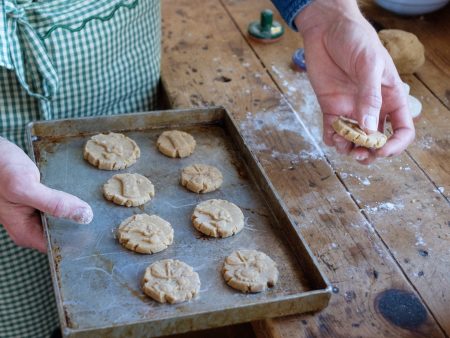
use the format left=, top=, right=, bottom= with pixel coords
left=375, top=0, right=449, bottom=15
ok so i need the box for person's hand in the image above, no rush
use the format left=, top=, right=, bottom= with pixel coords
left=295, top=0, right=415, bottom=164
left=0, top=138, right=93, bottom=252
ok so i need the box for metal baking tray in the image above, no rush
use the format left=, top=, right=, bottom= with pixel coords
left=28, top=107, right=331, bottom=337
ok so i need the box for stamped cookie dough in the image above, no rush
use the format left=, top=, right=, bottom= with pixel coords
left=103, top=173, right=155, bottom=207
left=332, top=116, right=387, bottom=149
left=222, top=250, right=278, bottom=293
left=142, top=259, right=200, bottom=304
left=117, top=214, right=173, bottom=254
left=192, top=199, right=244, bottom=238
left=84, top=132, right=140, bottom=170
left=156, top=130, right=196, bottom=158
left=181, top=164, right=223, bottom=193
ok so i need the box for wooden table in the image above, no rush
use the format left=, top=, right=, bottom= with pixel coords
left=160, top=0, right=450, bottom=337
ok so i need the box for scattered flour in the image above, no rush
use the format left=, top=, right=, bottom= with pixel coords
left=372, top=242, right=386, bottom=259
left=239, top=108, right=323, bottom=162
left=365, top=202, right=404, bottom=214
left=360, top=178, right=371, bottom=186
left=434, top=187, right=445, bottom=193
left=271, top=66, right=322, bottom=140
left=340, top=172, right=372, bottom=186
left=415, top=234, right=426, bottom=247
left=417, top=135, right=433, bottom=149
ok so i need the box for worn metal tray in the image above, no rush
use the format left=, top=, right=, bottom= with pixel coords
left=28, top=107, right=331, bottom=338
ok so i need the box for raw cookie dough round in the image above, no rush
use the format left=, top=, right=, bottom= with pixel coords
left=222, top=250, right=278, bottom=293
left=103, top=173, right=155, bottom=207
left=378, top=29, right=425, bottom=74
left=332, top=116, right=387, bottom=149
left=142, top=259, right=200, bottom=304
left=192, top=199, right=244, bottom=238
left=156, top=130, right=196, bottom=158
left=84, top=132, right=140, bottom=170
left=181, top=164, right=223, bottom=193
left=117, top=214, right=173, bottom=254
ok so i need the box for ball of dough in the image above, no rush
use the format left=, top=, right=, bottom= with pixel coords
left=378, top=29, right=425, bottom=74
left=142, top=259, right=200, bottom=304
left=222, top=250, right=278, bottom=293
left=157, top=130, right=196, bottom=158
left=181, top=164, right=223, bottom=193
left=103, top=173, right=155, bottom=207
left=84, top=132, right=140, bottom=170
left=117, top=214, right=174, bottom=254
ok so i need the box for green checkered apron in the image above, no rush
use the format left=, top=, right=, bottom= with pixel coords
left=0, top=0, right=161, bottom=336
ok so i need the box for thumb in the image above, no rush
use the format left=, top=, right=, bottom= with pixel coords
left=355, top=59, right=383, bottom=134
left=20, top=182, right=93, bottom=224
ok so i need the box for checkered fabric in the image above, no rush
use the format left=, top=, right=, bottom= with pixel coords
left=0, top=0, right=161, bottom=336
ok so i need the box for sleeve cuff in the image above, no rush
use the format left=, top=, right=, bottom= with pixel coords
left=271, top=0, right=313, bottom=31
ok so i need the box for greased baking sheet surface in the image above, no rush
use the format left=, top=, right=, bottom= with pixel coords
left=30, top=108, right=330, bottom=337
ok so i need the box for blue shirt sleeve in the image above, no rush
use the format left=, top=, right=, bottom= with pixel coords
left=271, top=0, right=313, bottom=31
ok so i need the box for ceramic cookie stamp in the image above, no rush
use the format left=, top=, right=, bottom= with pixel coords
left=248, top=9, right=284, bottom=43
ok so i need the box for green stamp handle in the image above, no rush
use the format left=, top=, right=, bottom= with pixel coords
left=260, top=9, right=273, bottom=32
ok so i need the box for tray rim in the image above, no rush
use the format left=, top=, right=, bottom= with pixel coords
left=27, top=106, right=332, bottom=337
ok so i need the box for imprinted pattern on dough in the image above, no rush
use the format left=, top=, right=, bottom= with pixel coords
left=222, top=250, right=278, bottom=293
left=142, top=259, right=200, bottom=304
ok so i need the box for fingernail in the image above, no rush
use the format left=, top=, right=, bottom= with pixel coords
left=72, top=207, right=93, bottom=224
left=363, top=115, right=377, bottom=131
left=353, top=153, right=367, bottom=161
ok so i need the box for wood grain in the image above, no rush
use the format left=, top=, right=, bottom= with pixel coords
left=219, top=0, right=450, bottom=336
left=358, top=1, right=450, bottom=198
left=359, top=0, right=450, bottom=110
left=161, top=0, right=446, bottom=337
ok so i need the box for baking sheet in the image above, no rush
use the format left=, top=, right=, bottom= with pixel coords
left=28, top=107, right=331, bottom=337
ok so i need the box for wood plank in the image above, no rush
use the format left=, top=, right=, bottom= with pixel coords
left=355, top=3, right=450, bottom=196
left=166, top=323, right=256, bottom=338
left=161, top=0, right=445, bottom=337
left=358, top=0, right=450, bottom=110
left=402, top=75, right=450, bottom=199
left=219, top=0, right=450, bottom=335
